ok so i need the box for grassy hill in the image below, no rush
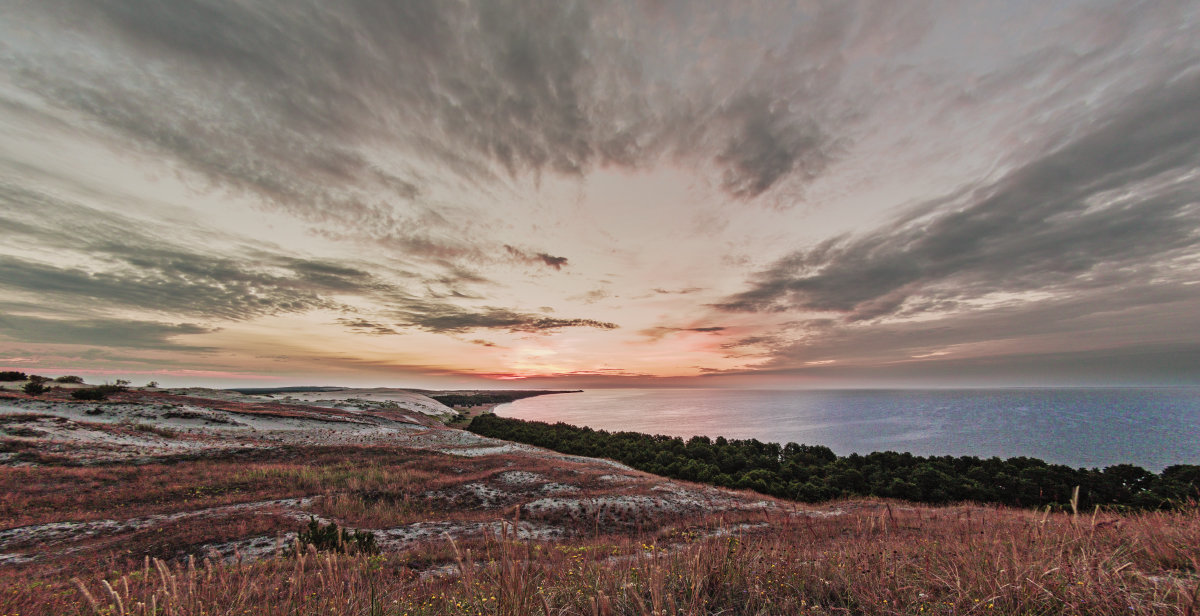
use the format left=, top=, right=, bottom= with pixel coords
left=0, top=388, right=1196, bottom=615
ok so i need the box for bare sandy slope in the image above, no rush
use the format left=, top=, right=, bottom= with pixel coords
left=251, top=387, right=459, bottom=420
left=0, top=388, right=822, bottom=570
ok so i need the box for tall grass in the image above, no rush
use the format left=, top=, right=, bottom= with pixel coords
left=5, top=503, right=1197, bottom=615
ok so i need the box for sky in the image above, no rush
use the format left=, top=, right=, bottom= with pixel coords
left=2, top=0, right=1200, bottom=389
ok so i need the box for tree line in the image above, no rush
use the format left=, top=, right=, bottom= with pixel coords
left=429, top=391, right=579, bottom=408
left=467, top=414, right=1199, bottom=511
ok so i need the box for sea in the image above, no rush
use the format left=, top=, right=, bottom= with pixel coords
left=496, top=388, right=1200, bottom=472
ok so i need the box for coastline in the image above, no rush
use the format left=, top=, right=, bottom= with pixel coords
left=489, top=387, right=1200, bottom=472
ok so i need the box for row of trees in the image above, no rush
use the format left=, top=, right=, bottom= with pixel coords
left=429, top=391, right=579, bottom=408
left=0, top=372, right=83, bottom=384
left=468, top=414, right=1199, bottom=511
left=0, top=373, right=86, bottom=396
left=2, top=375, right=141, bottom=398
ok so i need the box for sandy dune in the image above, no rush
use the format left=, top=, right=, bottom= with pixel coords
left=0, top=387, right=822, bottom=572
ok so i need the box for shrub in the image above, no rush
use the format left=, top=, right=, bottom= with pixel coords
left=71, top=388, right=108, bottom=401
left=72, top=381, right=130, bottom=399
left=0, top=371, right=27, bottom=381
left=145, top=381, right=159, bottom=388
left=3, top=426, right=45, bottom=437
left=54, top=375, right=84, bottom=384
left=80, top=379, right=131, bottom=393
left=27, top=375, right=50, bottom=384
left=22, top=382, right=47, bottom=396
left=297, top=517, right=378, bottom=555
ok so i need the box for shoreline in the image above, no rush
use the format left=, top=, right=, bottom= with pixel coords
left=440, top=389, right=581, bottom=426
left=476, top=388, right=1199, bottom=472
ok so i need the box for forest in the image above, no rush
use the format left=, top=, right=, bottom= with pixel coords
left=468, top=414, right=1200, bottom=511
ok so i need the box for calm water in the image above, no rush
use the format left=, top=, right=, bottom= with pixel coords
left=498, top=388, right=1200, bottom=471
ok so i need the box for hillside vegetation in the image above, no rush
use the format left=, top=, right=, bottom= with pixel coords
left=1, top=389, right=1197, bottom=615
left=427, top=391, right=580, bottom=408
left=468, top=414, right=1200, bottom=511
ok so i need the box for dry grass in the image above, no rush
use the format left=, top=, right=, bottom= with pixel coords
left=2, top=503, right=1197, bottom=615
left=0, top=446, right=455, bottom=528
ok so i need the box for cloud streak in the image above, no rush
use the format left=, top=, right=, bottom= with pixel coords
left=0, top=185, right=617, bottom=344
left=0, top=314, right=215, bottom=351
left=718, top=73, right=1200, bottom=321
left=504, top=245, right=569, bottom=270
left=393, top=305, right=617, bottom=335
left=2, top=0, right=870, bottom=226
left=639, top=325, right=727, bottom=341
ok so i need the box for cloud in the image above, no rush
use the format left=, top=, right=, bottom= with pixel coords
left=711, top=275, right=1200, bottom=384
left=639, top=325, right=727, bottom=341
left=0, top=184, right=403, bottom=319
left=504, top=245, right=569, bottom=270
left=716, top=95, right=832, bottom=198
left=0, top=0, right=870, bottom=238
left=0, top=314, right=216, bottom=350
left=704, top=341, right=1200, bottom=387
left=700, top=71, right=1200, bottom=383
left=653, top=287, right=704, bottom=295
left=336, top=318, right=399, bottom=336
left=719, top=335, right=774, bottom=350
left=394, top=305, right=617, bottom=334
left=0, top=252, right=345, bottom=322
left=717, top=73, right=1200, bottom=320
left=568, top=288, right=610, bottom=304
left=0, top=184, right=620, bottom=350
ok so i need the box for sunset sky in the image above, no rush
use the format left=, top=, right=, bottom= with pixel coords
left=3, top=1, right=1200, bottom=388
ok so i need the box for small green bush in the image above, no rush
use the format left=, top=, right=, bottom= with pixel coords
left=71, top=382, right=129, bottom=401
left=22, top=382, right=47, bottom=396
left=297, top=517, right=378, bottom=555
left=0, top=371, right=27, bottom=381
left=54, top=375, right=84, bottom=384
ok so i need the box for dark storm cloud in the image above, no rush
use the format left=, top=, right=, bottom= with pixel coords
left=394, top=305, right=617, bottom=335
left=717, top=74, right=1200, bottom=319
left=0, top=314, right=215, bottom=351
